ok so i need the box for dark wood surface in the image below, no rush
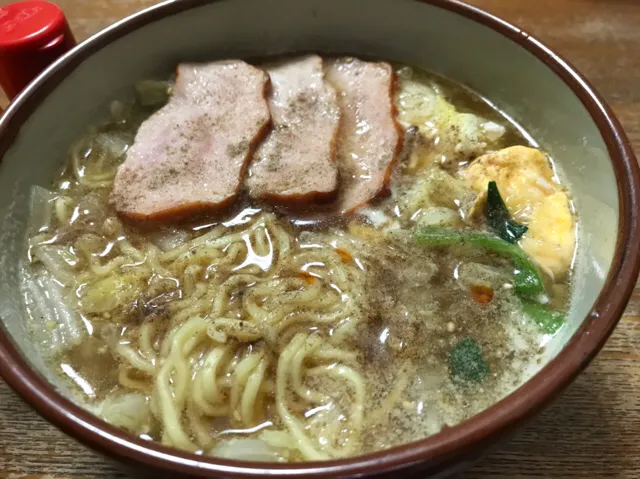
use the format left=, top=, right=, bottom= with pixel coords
left=0, top=0, right=639, bottom=477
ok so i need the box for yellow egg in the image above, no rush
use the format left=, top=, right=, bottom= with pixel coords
left=520, top=192, right=576, bottom=280
left=462, top=146, right=576, bottom=279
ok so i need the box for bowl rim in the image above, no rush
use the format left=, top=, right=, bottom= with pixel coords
left=1, top=0, right=639, bottom=477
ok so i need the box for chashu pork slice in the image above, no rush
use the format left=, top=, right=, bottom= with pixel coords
left=112, top=60, right=271, bottom=222
left=247, top=55, right=341, bottom=205
left=325, top=58, right=403, bottom=214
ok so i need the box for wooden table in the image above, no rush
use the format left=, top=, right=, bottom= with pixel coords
left=1, top=0, right=639, bottom=477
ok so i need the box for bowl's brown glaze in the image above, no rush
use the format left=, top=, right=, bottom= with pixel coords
left=0, top=0, right=638, bottom=477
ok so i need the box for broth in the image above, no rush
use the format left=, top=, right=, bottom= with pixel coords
left=20, top=59, right=574, bottom=462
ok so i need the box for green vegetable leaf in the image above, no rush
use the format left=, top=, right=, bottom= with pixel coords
left=486, top=181, right=528, bottom=244
left=449, top=337, right=490, bottom=384
left=415, top=227, right=564, bottom=335
left=414, top=227, right=545, bottom=297
left=522, top=301, right=565, bottom=334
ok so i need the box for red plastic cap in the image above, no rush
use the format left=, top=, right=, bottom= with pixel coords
left=0, top=1, right=76, bottom=100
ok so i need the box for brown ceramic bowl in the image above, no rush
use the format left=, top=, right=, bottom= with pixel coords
left=0, top=0, right=638, bottom=477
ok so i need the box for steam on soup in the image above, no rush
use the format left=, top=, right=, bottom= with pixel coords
left=21, top=56, right=576, bottom=462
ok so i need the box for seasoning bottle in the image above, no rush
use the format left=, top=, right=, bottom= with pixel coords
left=0, top=1, right=76, bottom=102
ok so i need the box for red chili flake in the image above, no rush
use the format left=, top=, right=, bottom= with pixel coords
left=297, top=271, right=317, bottom=285
left=470, top=284, right=494, bottom=304
left=335, top=247, right=353, bottom=263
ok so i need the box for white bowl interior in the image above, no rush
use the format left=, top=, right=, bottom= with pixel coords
left=0, top=0, right=616, bottom=399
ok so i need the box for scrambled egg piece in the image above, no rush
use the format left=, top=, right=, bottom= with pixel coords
left=463, top=146, right=576, bottom=279
left=520, top=192, right=576, bottom=281
left=395, top=68, right=505, bottom=172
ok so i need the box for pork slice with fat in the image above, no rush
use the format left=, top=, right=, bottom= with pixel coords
left=325, top=57, right=403, bottom=214
left=247, top=55, right=340, bottom=206
left=112, top=60, right=271, bottom=222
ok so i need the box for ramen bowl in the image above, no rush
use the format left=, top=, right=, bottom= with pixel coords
left=0, top=0, right=638, bottom=477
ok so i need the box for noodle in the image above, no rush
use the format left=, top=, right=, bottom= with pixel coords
left=29, top=189, right=373, bottom=458
left=276, top=334, right=330, bottom=461
left=43, top=199, right=368, bottom=459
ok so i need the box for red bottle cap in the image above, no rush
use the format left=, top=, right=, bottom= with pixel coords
left=0, top=1, right=76, bottom=100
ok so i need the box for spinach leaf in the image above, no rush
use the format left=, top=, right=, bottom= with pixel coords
left=415, top=227, right=545, bottom=297
left=486, top=181, right=528, bottom=244
left=449, top=337, right=490, bottom=384
left=522, top=301, right=565, bottom=334
left=415, top=227, right=566, bottom=334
